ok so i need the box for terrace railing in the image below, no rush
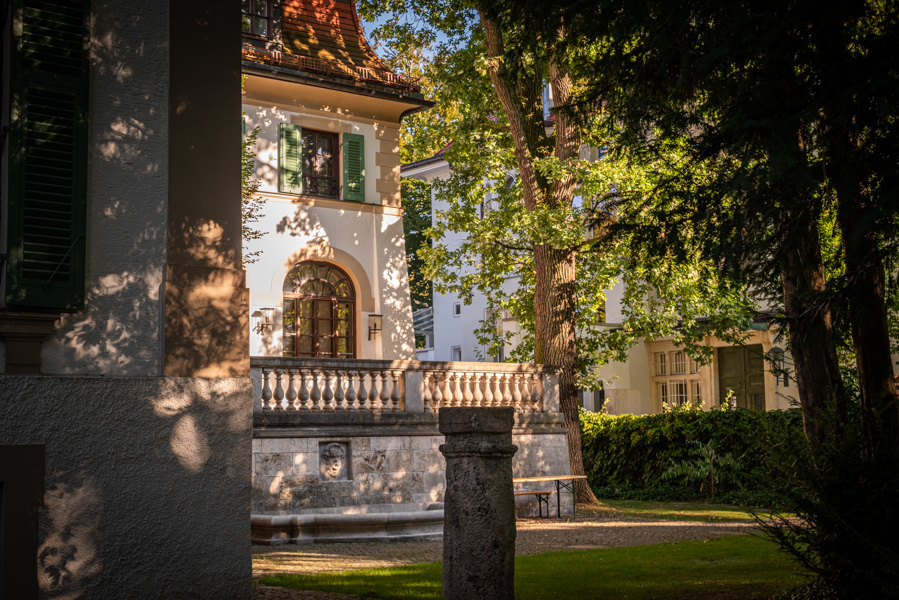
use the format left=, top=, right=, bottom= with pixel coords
left=251, top=357, right=559, bottom=415
left=241, top=44, right=420, bottom=93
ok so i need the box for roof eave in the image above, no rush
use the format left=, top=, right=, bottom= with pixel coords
left=242, top=61, right=434, bottom=109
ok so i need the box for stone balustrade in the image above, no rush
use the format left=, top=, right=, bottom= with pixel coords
left=251, top=357, right=558, bottom=415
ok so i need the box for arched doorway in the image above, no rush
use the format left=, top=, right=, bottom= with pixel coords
left=282, top=261, right=355, bottom=358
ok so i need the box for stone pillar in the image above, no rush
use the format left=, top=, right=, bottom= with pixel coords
left=439, top=407, right=517, bottom=600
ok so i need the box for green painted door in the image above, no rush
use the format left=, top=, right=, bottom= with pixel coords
left=717, top=344, right=766, bottom=409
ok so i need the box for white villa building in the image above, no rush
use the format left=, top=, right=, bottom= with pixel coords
left=402, top=153, right=796, bottom=416
left=241, top=0, right=431, bottom=361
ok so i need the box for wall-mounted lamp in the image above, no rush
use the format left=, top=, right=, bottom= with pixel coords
left=368, top=314, right=383, bottom=340
left=252, top=307, right=275, bottom=334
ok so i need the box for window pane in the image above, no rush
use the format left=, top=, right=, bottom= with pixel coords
left=283, top=334, right=296, bottom=357
left=654, top=352, right=666, bottom=376
left=318, top=135, right=333, bottom=177
left=253, top=17, right=267, bottom=36
left=242, top=15, right=251, bottom=32
left=299, top=335, right=313, bottom=356
left=282, top=300, right=296, bottom=333
left=254, top=0, right=268, bottom=15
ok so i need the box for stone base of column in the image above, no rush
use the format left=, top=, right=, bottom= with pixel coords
left=439, top=407, right=517, bottom=600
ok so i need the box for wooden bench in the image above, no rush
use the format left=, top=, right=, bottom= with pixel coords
left=513, top=475, right=588, bottom=518
left=513, top=490, right=554, bottom=518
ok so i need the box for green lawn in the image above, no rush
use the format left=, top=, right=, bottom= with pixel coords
left=261, top=534, right=808, bottom=599
left=585, top=499, right=775, bottom=523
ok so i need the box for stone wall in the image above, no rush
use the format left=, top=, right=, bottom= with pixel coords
left=0, top=376, right=252, bottom=600
left=252, top=413, right=572, bottom=516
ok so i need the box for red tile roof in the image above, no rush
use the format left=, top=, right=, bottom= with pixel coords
left=242, top=0, right=420, bottom=94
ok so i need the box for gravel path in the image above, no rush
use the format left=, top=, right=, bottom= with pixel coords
left=252, top=510, right=755, bottom=599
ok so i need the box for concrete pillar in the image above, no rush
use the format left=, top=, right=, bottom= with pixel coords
left=163, top=0, right=249, bottom=378
left=439, top=407, right=517, bottom=600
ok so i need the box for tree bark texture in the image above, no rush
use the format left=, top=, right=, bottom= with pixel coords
left=478, top=10, right=598, bottom=503
left=780, top=212, right=843, bottom=445
left=833, top=177, right=899, bottom=448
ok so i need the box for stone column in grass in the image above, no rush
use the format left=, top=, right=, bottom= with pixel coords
left=439, top=406, right=518, bottom=600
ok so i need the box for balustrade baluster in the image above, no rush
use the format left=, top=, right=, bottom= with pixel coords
left=422, top=372, right=433, bottom=411
left=443, top=374, right=455, bottom=407
left=286, top=369, right=298, bottom=411
left=322, top=370, right=335, bottom=411
left=334, top=371, right=347, bottom=411
left=462, top=373, right=474, bottom=407
left=357, top=372, right=369, bottom=409
left=493, top=374, right=504, bottom=406
left=473, top=373, right=484, bottom=407
left=433, top=373, right=443, bottom=408
left=511, top=373, right=523, bottom=410
left=261, top=368, right=273, bottom=411
left=390, top=371, right=401, bottom=411
left=310, top=369, right=322, bottom=411
left=483, top=373, right=494, bottom=406
left=368, top=371, right=379, bottom=409
left=452, top=373, right=463, bottom=406
left=298, top=369, right=310, bottom=411
left=531, top=374, right=541, bottom=411
left=520, top=374, right=530, bottom=411
left=346, top=371, right=358, bottom=410
left=273, top=369, right=284, bottom=411
left=377, top=371, right=390, bottom=410
left=502, top=373, right=513, bottom=406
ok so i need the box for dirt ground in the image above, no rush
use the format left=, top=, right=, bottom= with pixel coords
left=252, top=510, right=755, bottom=599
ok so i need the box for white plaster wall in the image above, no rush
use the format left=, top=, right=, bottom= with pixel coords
left=0, top=375, right=253, bottom=600
left=243, top=102, right=415, bottom=359
left=34, top=3, right=170, bottom=376
left=244, top=105, right=378, bottom=204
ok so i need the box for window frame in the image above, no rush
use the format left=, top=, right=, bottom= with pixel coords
left=282, top=262, right=356, bottom=359
left=654, top=352, right=667, bottom=376
left=301, top=128, right=340, bottom=199
left=242, top=0, right=273, bottom=39
left=670, top=380, right=688, bottom=406
left=670, top=351, right=686, bottom=375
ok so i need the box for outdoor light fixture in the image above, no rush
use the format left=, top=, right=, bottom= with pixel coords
left=253, top=307, right=275, bottom=334
left=368, top=314, right=383, bottom=340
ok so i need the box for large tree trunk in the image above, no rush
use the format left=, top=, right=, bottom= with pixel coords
left=824, top=119, right=899, bottom=448
left=547, top=55, right=599, bottom=505
left=835, top=187, right=899, bottom=448
left=479, top=9, right=599, bottom=504
left=780, top=211, right=843, bottom=445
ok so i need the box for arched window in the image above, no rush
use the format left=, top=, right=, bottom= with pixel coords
left=282, top=261, right=355, bottom=358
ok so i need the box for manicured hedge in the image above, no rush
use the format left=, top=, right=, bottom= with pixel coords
left=580, top=406, right=805, bottom=504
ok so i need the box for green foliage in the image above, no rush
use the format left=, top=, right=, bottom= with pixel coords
left=362, top=0, right=759, bottom=381
left=401, top=178, right=432, bottom=311
left=242, top=121, right=265, bottom=265
left=579, top=408, right=805, bottom=502
left=662, top=440, right=744, bottom=502
left=756, top=398, right=899, bottom=599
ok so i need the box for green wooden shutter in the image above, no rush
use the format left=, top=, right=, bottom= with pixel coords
left=279, top=122, right=303, bottom=194
left=4, top=0, right=90, bottom=310
left=342, top=133, right=365, bottom=202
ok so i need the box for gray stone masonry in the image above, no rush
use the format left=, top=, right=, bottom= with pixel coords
left=252, top=411, right=570, bottom=515
left=439, top=407, right=517, bottom=600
